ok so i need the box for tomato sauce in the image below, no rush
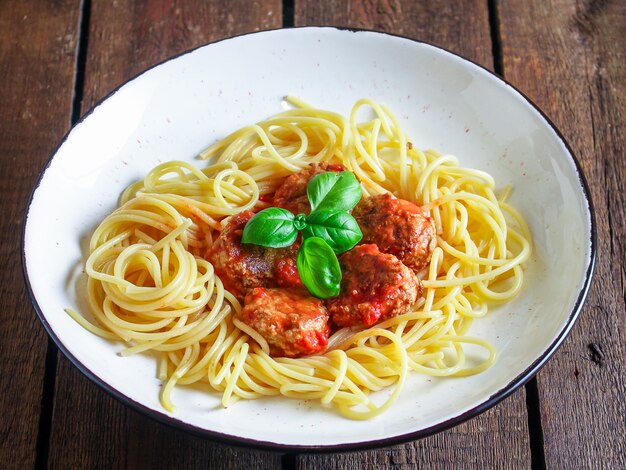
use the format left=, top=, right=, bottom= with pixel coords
left=274, top=257, right=303, bottom=288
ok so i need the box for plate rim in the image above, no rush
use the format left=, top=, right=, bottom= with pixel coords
left=21, top=25, right=597, bottom=452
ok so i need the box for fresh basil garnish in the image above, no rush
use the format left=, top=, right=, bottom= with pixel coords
left=302, top=209, right=362, bottom=254
left=293, top=213, right=307, bottom=231
left=241, top=168, right=363, bottom=298
left=307, top=171, right=362, bottom=213
left=241, top=208, right=297, bottom=248
left=296, top=237, right=341, bottom=299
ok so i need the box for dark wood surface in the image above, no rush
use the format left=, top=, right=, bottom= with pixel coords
left=1, top=1, right=623, bottom=468
left=0, top=2, right=81, bottom=468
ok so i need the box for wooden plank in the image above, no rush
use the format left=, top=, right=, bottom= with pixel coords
left=295, top=1, right=532, bottom=468
left=47, top=1, right=283, bottom=469
left=295, top=0, right=494, bottom=66
left=497, top=0, right=626, bottom=468
left=0, top=1, right=81, bottom=468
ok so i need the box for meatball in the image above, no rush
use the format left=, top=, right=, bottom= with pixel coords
left=327, top=244, right=421, bottom=328
left=207, top=211, right=301, bottom=299
left=242, top=288, right=331, bottom=358
left=353, top=193, right=437, bottom=272
left=274, top=162, right=345, bottom=215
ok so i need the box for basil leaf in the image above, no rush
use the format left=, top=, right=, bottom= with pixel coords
left=302, top=210, right=362, bottom=254
left=241, top=208, right=297, bottom=248
left=307, top=171, right=362, bottom=213
left=297, top=237, right=342, bottom=299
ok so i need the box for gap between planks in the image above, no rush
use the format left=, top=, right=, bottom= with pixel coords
left=35, top=1, right=92, bottom=469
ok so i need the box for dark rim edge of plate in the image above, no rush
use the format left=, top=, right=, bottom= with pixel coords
left=21, top=25, right=597, bottom=453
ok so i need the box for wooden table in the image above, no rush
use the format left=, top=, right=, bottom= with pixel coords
left=2, top=1, right=624, bottom=468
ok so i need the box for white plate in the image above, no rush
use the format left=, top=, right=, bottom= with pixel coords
left=23, top=27, right=595, bottom=450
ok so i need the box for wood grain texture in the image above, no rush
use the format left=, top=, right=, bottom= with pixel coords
left=295, top=1, right=532, bottom=468
left=295, top=0, right=494, bottom=68
left=497, top=0, right=626, bottom=468
left=0, top=1, right=81, bottom=468
left=47, top=1, right=282, bottom=469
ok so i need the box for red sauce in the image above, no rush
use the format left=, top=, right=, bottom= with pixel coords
left=327, top=163, right=345, bottom=172
left=274, top=257, right=303, bottom=288
left=259, top=193, right=274, bottom=204
left=345, top=281, right=398, bottom=326
left=296, top=324, right=330, bottom=355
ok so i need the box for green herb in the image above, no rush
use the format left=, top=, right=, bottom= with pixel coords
left=241, top=169, right=363, bottom=298
left=241, top=207, right=297, bottom=248
left=307, top=171, right=362, bottom=213
left=296, top=237, right=341, bottom=298
left=302, top=209, right=362, bottom=254
left=293, top=213, right=307, bottom=231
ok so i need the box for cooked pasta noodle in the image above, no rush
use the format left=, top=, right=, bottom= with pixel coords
left=67, top=97, right=532, bottom=419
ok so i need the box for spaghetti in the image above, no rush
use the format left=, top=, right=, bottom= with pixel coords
left=67, top=98, right=532, bottom=419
